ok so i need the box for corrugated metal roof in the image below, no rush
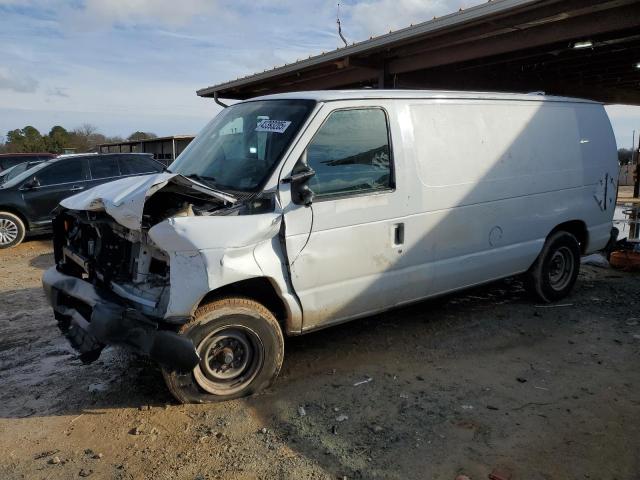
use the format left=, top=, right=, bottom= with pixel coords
left=197, top=0, right=538, bottom=97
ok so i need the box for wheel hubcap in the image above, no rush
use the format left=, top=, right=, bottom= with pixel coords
left=194, top=325, right=264, bottom=395
left=548, top=246, right=574, bottom=291
left=0, top=219, right=18, bottom=245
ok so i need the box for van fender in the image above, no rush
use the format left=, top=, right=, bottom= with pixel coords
left=148, top=215, right=302, bottom=333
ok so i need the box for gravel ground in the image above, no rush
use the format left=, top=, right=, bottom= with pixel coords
left=0, top=237, right=639, bottom=480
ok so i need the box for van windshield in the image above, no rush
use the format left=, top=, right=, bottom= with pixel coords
left=169, top=99, right=316, bottom=192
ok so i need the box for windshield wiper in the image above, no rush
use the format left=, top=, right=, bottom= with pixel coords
left=180, top=173, right=237, bottom=203
left=185, top=173, right=217, bottom=185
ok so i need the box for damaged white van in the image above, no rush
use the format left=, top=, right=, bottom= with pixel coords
left=43, top=90, right=618, bottom=403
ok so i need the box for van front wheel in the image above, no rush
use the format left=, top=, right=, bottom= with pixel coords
left=162, top=297, right=284, bottom=404
left=526, top=231, right=581, bottom=303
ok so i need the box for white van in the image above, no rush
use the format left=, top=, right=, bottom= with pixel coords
left=43, top=90, right=618, bottom=402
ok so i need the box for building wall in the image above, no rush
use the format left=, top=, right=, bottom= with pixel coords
left=619, top=164, right=637, bottom=187
left=98, top=137, right=194, bottom=165
left=175, top=139, right=192, bottom=158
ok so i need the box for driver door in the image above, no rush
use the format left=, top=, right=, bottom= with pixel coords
left=281, top=103, right=409, bottom=331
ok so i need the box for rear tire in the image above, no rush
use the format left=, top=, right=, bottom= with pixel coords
left=162, top=297, right=284, bottom=404
left=0, top=212, right=26, bottom=249
left=525, top=231, right=581, bottom=303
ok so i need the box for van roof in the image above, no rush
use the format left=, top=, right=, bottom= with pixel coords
left=250, top=89, right=599, bottom=104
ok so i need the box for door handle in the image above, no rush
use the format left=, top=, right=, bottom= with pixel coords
left=70, top=185, right=85, bottom=191
left=393, top=223, right=404, bottom=246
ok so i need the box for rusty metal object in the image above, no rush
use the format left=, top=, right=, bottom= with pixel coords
left=610, top=250, right=640, bottom=272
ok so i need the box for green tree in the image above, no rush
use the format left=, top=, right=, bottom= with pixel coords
left=5, top=126, right=46, bottom=152
left=21, top=126, right=46, bottom=152
left=5, top=129, right=25, bottom=152
left=127, top=131, right=157, bottom=141
left=46, top=125, right=71, bottom=153
left=618, top=148, right=633, bottom=165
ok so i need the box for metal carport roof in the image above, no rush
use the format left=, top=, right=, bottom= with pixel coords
left=197, top=0, right=640, bottom=105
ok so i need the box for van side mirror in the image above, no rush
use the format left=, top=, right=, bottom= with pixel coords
left=284, top=152, right=315, bottom=206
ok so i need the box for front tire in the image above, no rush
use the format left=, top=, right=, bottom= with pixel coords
left=525, top=231, right=581, bottom=303
left=162, top=297, right=284, bottom=404
left=0, top=212, right=26, bottom=249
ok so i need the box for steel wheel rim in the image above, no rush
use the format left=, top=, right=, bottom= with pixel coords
left=193, top=324, right=264, bottom=395
left=548, top=246, right=574, bottom=291
left=0, top=218, right=18, bottom=245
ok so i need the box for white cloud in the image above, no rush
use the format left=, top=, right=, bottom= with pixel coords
left=0, top=0, right=638, bottom=147
left=46, top=86, right=69, bottom=97
left=344, top=0, right=465, bottom=39
left=0, top=68, right=38, bottom=93
left=75, top=0, right=219, bottom=28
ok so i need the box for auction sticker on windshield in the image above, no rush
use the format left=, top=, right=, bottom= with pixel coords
left=255, top=119, right=291, bottom=133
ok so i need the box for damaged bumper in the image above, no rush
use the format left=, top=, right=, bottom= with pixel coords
left=42, top=267, right=199, bottom=372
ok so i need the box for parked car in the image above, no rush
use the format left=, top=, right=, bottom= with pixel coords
left=0, top=153, right=56, bottom=172
left=0, top=153, right=164, bottom=248
left=0, top=160, right=47, bottom=185
left=43, top=90, right=618, bottom=403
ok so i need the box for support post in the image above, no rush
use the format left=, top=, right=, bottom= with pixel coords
left=634, top=130, right=640, bottom=199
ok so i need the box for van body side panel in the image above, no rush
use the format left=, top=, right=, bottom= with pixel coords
left=280, top=97, right=617, bottom=332
left=574, top=104, right=619, bottom=252
left=405, top=100, right=616, bottom=294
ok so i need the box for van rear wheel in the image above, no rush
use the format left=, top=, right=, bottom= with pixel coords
left=162, top=297, right=284, bottom=404
left=0, top=212, right=26, bottom=249
left=525, top=231, right=581, bottom=303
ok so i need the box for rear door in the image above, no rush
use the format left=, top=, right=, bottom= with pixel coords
left=21, top=158, right=90, bottom=224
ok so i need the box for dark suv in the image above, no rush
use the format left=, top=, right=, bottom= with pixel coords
left=0, top=153, right=164, bottom=248
left=0, top=153, right=57, bottom=172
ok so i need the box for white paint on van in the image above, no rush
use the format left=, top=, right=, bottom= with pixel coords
left=54, top=91, right=618, bottom=335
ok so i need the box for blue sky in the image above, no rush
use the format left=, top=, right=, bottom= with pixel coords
left=0, top=0, right=639, bottom=148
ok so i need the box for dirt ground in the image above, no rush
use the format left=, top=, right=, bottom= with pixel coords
left=0, top=237, right=639, bottom=480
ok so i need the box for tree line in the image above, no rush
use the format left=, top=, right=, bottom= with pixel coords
left=1, top=124, right=636, bottom=163
left=0, top=125, right=158, bottom=154
left=618, top=148, right=637, bottom=165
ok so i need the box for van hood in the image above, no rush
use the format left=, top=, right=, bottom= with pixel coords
left=60, top=172, right=236, bottom=231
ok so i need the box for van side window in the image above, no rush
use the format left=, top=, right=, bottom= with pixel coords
left=306, top=108, right=392, bottom=198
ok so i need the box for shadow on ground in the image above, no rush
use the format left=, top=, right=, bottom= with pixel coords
left=1, top=270, right=639, bottom=479
left=0, top=277, right=530, bottom=419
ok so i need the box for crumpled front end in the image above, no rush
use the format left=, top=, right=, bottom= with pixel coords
left=43, top=172, right=287, bottom=369
left=44, top=206, right=205, bottom=370
left=43, top=267, right=199, bottom=371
